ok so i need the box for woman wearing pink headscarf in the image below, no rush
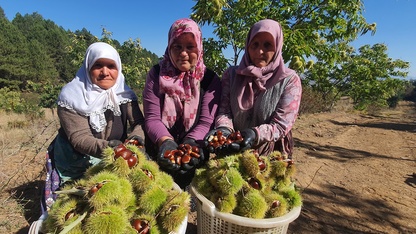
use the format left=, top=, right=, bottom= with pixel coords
left=205, top=19, right=302, bottom=158
left=143, top=18, right=221, bottom=188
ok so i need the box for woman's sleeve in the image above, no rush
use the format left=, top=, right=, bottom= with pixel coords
left=57, top=106, right=107, bottom=156
left=254, top=74, right=302, bottom=144
left=142, top=67, right=172, bottom=144
left=127, top=100, right=145, bottom=137
left=214, top=67, right=234, bottom=130
left=186, top=71, right=222, bottom=141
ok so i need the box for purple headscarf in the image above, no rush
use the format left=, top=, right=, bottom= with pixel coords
left=236, top=19, right=295, bottom=110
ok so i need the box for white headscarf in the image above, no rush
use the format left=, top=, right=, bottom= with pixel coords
left=57, top=42, right=137, bottom=132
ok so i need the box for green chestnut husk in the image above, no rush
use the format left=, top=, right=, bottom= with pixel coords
left=281, top=187, right=303, bottom=209
left=270, top=160, right=287, bottom=178
left=212, top=192, right=237, bottom=213
left=233, top=189, right=267, bottom=219
left=241, top=150, right=260, bottom=177
left=193, top=168, right=213, bottom=197
left=157, top=189, right=190, bottom=232
left=87, top=171, right=135, bottom=210
left=216, top=167, right=244, bottom=196
left=44, top=196, right=89, bottom=233
left=137, top=185, right=168, bottom=215
left=264, top=192, right=289, bottom=218
left=83, top=205, right=130, bottom=234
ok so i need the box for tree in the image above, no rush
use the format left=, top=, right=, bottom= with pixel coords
left=118, top=38, right=154, bottom=95
left=304, top=43, right=409, bottom=109
left=65, top=28, right=158, bottom=104
left=12, top=13, right=71, bottom=82
left=192, top=0, right=373, bottom=72
left=0, top=13, right=31, bottom=90
left=0, top=7, right=161, bottom=113
left=343, top=44, right=409, bottom=109
left=191, top=0, right=409, bottom=110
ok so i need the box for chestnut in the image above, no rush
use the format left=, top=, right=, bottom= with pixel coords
left=164, top=151, right=172, bottom=158
left=191, top=145, right=199, bottom=153
left=65, top=210, right=75, bottom=221
left=127, top=154, right=138, bottom=168
left=142, top=169, right=153, bottom=179
left=257, top=158, right=266, bottom=171
left=114, top=144, right=127, bottom=155
left=115, top=149, right=133, bottom=160
left=248, top=178, right=261, bottom=190
left=181, top=154, right=191, bottom=164
left=190, top=152, right=200, bottom=158
left=96, top=182, right=103, bottom=189
left=132, top=219, right=150, bottom=233
left=271, top=200, right=280, bottom=208
left=89, top=185, right=99, bottom=195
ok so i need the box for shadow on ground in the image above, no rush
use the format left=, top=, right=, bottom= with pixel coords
left=10, top=180, right=43, bottom=234
left=288, top=183, right=412, bottom=234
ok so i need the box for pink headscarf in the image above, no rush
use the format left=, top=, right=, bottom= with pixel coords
left=159, top=18, right=206, bottom=131
left=236, top=19, right=295, bottom=110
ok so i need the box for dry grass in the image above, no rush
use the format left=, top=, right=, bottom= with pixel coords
left=0, top=109, right=59, bottom=233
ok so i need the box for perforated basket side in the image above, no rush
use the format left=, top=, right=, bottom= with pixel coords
left=190, top=185, right=301, bottom=234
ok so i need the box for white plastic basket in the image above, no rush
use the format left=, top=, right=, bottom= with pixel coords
left=190, top=185, right=301, bottom=234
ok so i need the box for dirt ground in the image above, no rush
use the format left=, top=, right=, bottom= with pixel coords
left=0, top=101, right=415, bottom=234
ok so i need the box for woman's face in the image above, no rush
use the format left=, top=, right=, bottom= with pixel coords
left=248, top=32, right=276, bottom=68
left=89, top=58, right=118, bottom=89
left=170, top=33, right=198, bottom=72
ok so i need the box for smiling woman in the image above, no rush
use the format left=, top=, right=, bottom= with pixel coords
left=204, top=19, right=302, bottom=159
left=39, top=42, right=146, bottom=215
left=142, top=18, right=222, bottom=189
left=169, top=33, right=199, bottom=72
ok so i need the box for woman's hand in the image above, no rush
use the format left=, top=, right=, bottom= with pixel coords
left=203, top=127, right=232, bottom=153
left=239, top=128, right=257, bottom=151
left=108, top=139, right=123, bottom=148
left=157, top=139, right=180, bottom=172
left=180, top=138, right=205, bottom=173
left=125, top=135, right=145, bottom=147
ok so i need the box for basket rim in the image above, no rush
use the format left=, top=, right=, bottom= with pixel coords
left=190, top=185, right=301, bottom=229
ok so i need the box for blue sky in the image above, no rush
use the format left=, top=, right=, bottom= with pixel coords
left=1, top=0, right=415, bottom=79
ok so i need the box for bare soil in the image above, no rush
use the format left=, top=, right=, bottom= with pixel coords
left=1, top=101, right=415, bottom=234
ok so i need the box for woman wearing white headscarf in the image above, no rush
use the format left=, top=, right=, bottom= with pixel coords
left=52, top=42, right=145, bottom=183
left=204, top=19, right=302, bottom=158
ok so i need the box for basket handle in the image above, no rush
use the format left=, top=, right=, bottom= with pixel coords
left=190, top=185, right=217, bottom=217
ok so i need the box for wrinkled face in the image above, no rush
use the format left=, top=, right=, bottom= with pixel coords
left=169, top=33, right=198, bottom=72
left=89, top=58, right=118, bottom=89
left=248, top=32, right=276, bottom=68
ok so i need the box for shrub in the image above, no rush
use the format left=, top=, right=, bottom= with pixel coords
left=0, top=88, right=44, bottom=120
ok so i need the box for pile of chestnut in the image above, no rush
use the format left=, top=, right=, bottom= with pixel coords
left=163, top=143, right=201, bottom=166
left=113, top=144, right=138, bottom=168
left=206, top=130, right=244, bottom=153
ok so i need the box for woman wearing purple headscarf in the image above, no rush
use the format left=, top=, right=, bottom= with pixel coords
left=143, top=18, right=222, bottom=188
left=204, top=19, right=302, bottom=158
